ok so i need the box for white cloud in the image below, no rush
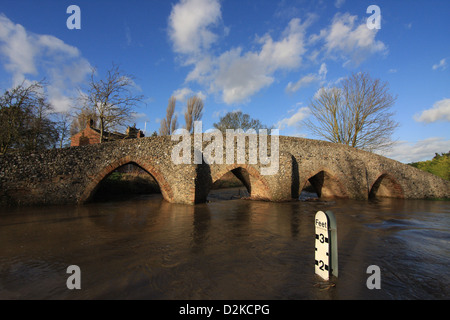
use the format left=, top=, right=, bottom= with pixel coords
left=212, top=108, right=241, bottom=118
left=196, top=91, right=207, bottom=101
left=334, top=0, right=345, bottom=8
left=286, top=74, right=318, bottom=93
left=286, top=63, right=327, bottom=93
left=130, top=112, right=149, bottom=121
left=185, top=55, right=214, bottom=83
left=46, top=94, right=73, bottom=113
left=0, top=14, right=91, bottom=112
left=414, top=98, right=450, bottom=123
left=213, top=47, right=275, bottom=104
left=37, top=35, right=80, bottom=57
left=168, top=0, right=222, bottom=54
left=0, top=14, right=38, bottom=84
left=168, top=2, right=386, bottom=105
left=173, top=87, right=193, bottom=101
left=276, top=106, right=310, bottom=130
left=318, top=62, right=327, bottom=77
left=212, top=109, right=225, bottom=118
left=432, top=58, right=447, bottom=71
left=381, top=137, right=450, bottom=163
left=313, top=13, right=387, bottom=66
left=184, top=18, right=309, bottom=104
left=172, top=87, right=206, bottom=102
left=312, top=86, right=342, bottom=101
left=125, top=24, right=132, bottom=46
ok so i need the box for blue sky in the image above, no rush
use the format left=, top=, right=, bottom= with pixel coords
left=0, top=0, right=449, bottom=163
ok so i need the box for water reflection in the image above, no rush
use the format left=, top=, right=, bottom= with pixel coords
left=0, top=192, right=449, bottom=299
left=191, top=204, right=211, bottom=254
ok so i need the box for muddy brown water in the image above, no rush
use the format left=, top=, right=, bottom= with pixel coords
left=0, top=188, right=448, bottom=299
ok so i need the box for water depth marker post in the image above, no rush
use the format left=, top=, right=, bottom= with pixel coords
left=315, top=210, right=338, bottom=281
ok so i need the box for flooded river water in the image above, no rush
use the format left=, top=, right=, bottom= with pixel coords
left=0, top=188, right=449, bottom=300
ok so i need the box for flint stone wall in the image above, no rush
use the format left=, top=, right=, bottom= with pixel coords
left=0, top=135, right=448, bottom=207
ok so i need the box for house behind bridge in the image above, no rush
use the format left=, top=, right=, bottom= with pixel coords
left=70, top=119, right=145, bottom=147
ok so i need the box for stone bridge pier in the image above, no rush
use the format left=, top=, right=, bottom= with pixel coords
left=0, top=135, right=449, bottom=207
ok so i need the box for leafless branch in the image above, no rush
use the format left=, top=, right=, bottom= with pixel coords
left=305, top=72, right=399, bottom=152
left=184, top=96, right=204, bottom=133
left=78, top=63, right=144, bottom=142
left=159, top=96, right=178, bottom=135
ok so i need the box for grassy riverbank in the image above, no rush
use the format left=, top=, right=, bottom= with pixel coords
left=408, top=152, right=450, bottom=181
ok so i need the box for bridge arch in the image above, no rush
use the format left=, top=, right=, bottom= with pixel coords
left=303, top=169, right=348, bottom=199
left=369, top=173, right=404, bottom=199
left=79, top=156, right=174, bottom=204
left=210, top=164, right=272, bottom=200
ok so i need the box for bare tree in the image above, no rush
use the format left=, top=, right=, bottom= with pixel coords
left=184, top=96, right=204, bottom=133
left=159, top=96, right=178, bottom=135
left=53, top=111, right=73, bottom=148
left=79, top=63, right=144, bottom=142
left=70, top=107, right=99, bottom=136
left=27, top=95, right=58, bottom=151
left=0, top=82, right=37, bottom=153
left=304, top=72, right=399, bottom=152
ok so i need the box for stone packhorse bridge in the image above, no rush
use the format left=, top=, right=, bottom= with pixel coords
left=0, top=135, right=449, bottom=206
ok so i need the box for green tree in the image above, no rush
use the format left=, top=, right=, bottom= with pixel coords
left=213, top=111, right=270, bottom=132
left=0, top=80, right=58, bottom=153
left=409, top=152, right=450, bottom=180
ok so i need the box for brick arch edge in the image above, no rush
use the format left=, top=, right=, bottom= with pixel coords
left=78, top=156, right=174, bottom=204
left=209, top=164, right=272, bottom=200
